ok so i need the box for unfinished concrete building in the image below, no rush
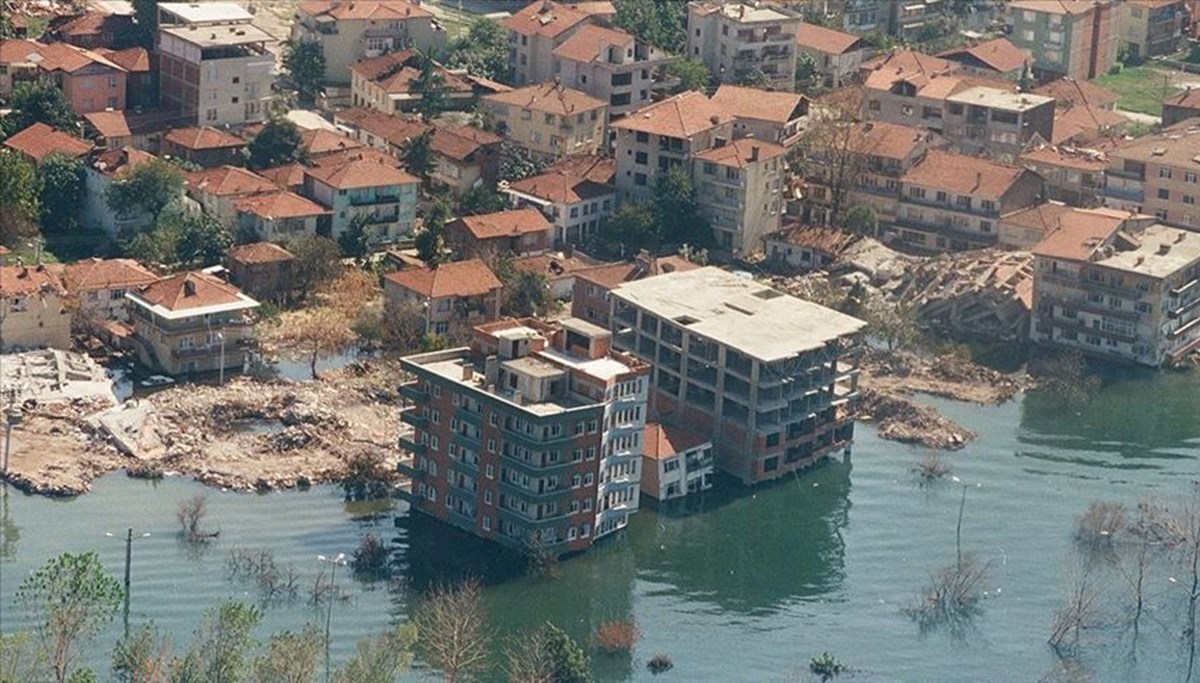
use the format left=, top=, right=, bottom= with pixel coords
left=607, top=267, right=865, bottom=485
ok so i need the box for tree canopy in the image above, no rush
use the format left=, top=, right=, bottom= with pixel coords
left=3, top=80, right=79, bottom=135
left=338, top=212, right=373, bottom=260
left=247, top=117, right=305, bottom=170
left=498, top=142, right=547, bottom=183
left=122, top=207, right=231, bottom=269
left=288, top=235, right=343, bottom=301
left=38, top=152, right=85, bottom=233
left=403, top=131, right=435, bottom=181
left=0, top=149, right=41, bottom=247
left=282, top=39, right=326, bottom=104
left=458, top=184, right=506, bottom=216
left=666, top=58, right=712, bottom=94
left=411, top=55, right=448, bottom=120
left=415, top=199, right=451, bottom=265
left=132, top=0, right=159, bottom=47
left=612, top=0, right=687, bottom=53
left=652, top=166, right=712, bottom=247
left=445, top=18, right=510, bottom=83
left=105, top=157, right=185, bottom=222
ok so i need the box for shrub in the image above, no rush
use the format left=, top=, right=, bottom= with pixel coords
left=177, top=494, right=213, bottom=543
left=592, top=619, right=641, bottom=655
left=1074, top=501, right=1126, bottom=550
left=810, top=652, right=847, bottom=680
left=351, top=533, right=391, bottom=580
left=914, top=454, right=951, bottom=482
left=646, top=653, right=673, bottom=674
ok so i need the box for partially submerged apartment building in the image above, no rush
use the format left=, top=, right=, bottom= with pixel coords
left=398, top=317, right=650, bottom=554
left=607, top=267, right=866, bottom=485
left=686, top=1, right=802, bottom=92
left=1031, top=213, right=1200, bottom=366
left=157, top=2, right=273, bottom=126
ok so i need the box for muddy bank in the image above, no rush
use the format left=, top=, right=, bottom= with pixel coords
left=2, top=361, right=409, bottom=497
left=857, top=389, right=977, bottom=451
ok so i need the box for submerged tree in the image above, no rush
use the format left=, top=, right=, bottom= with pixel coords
left=414, top=579, right=491, bottom=683
left=172, top=601, right=262, bottom=683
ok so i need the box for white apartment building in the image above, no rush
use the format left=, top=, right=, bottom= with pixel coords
left=686, top=1, right=802, bottom=92
left=692, top=138, right=787, bottom=255
left=552, top=24, right=674, bottom=118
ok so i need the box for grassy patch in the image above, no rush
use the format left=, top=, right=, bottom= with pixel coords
left=1095, top=66, right=1182, bottom=117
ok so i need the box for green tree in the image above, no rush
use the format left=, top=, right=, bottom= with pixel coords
left=0, top=14, right=18, bottom=40
left=0, top=148, right=41, bottom=247
left=413, top=580, right=491, bottom=683
left=333, top=624, right=417, bottom=683
left=251, top=627, right=322, bottom=683
left=498, top=142, right=547, bottom=182
left=602, top=202, right=658, bottom=256
left=1018, top=63, right=1034, bottom=92
left=121, top=226, right=180, bottom=267
left=282, top=39, right=326, bottom=105
left=111, top=623, right=172, bottom=683
left=38, top=152, right=85, bottom=232
left=734, top=67, right=772, bottom=88
left=1, top=631, right=47, bottom=683
left=288, top=235, right=343, bottom=301
left=173, top=602, right=261, bottom=683
left=247, top=117, right=305, bottom=170
left=404, top=130, right=435, bottom=181
left=540, top=623, right=591, bottom=683
left=4, top=80, right=79, bottom=135
left=795, top=51, right=822, bottom=93
left=105, top=157, right=184, bottom=223
left=16, top=551, right=124, bottom=683
left=843, top=205, right=876, bottom=236
left=494, top=252, right=553, bottom=317
left=338, top=212, right=373, bottom=260
left=445, top=18, right=510, bottom=82
left=132, top=0, right=159, bottom=48
left=458, top=185, right=506, bottom=215
left=665, top=58, right=712, bottom=94
left=612, top=0, right=687, bottom=53
left=412, top=55, right=448, bottom=120
left=652, top=166, right=711, bottom=247
left=415, top=199, right=451, bottom=265
left=171, top=210, right=233, bottom=267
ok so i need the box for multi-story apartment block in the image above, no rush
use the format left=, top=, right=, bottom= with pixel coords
left=505, top=155, right=617, bottom=245
left=804, top=121, right=939, bottom=229
left=503, top=0, right=614, bottom=86
left=126, top=271, right=259, bottom=375
left=397, top=316, right=650, bottom=554
left=349, top=50, right=478, bottom=115
left=709, top=84, right=808, bottom=146
left=937, top=38, right=1033, bottom=81
left=1020, top=143, right=1111, bottom=208
left=610, top=91, right=735, bottom=203
left=794, top=22, right=872, bottom=89
left=1007, top=0, right=1118, bottom=81
left=940, top=87, right=1055, bottom=163
left=641, top=422, right=714, bottom=501
left=482, top=82, right=608, bottom=161
left=896, top=149, right=1044, bottom=252
left=608, top=266, right=865, bottom=485
left=382, top=259, right=503, bottom=337
left=291, top=0, right=445, bottom=86
left=235, top=191, right=330, bottom=243
left=27, top=41, right=127, bottom=115
left=886, top=0, right=940, bottom=41
left=686, top=1, right=803, bottom=92
left=62, top=258, right=158, bottom=324
left=834, top=0, right=880, bottom=33
left=860, top=50, right=983, bottom=133
left=552, top=24, right=673, bottom=118
left=157, top=2, right=273, bottom=126
left=1031, top=218, right=1200, bottom=366
left=303, top=158, right=420, bottom=243
left=1102, top=122, right=1200, bottom=229
left=0, top=262, right=71, bottom=352
left=1119, top=0, right=1186, bottom=60
left=692, top=138, right=787, bottom=254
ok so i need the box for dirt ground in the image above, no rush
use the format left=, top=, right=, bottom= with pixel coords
left=3, top=361, right=408, bottom=496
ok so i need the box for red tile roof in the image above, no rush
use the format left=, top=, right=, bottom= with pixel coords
left=902, top=150, right=1030, bottom=200
left=693, top=138, right=787, bottom=168
left=3, top=123, right=93, bottom=163
left=132, top=271, right=253, bottom=311
left=334, top=108, right=431, bottom=148
left=429, top=124, right=502, bottom=161
left=383, top=259, right=502, bottom=299
left=297, top=0, right=432, bottom=21
left=502, top=0, right=603, bottom=38
left=767, top=224, right=858, bottom=254
left=29, top=41, right=122, bottom=73
left=304, top=157, right=419, bottom=189
left=643, top=422, right=710, bottom=460
left=795, top=22, right=864, bottom=55
left=351, top=51, right=474, bottom=95
left=709, top=84, right=807, bottom=124
left=165, top=126, right=246, bottom=151
left=311, top=147, right=402, bottom=168
left=860, top=49, right=959, bottom=90
left=1009, top=0, right=1099, bottom=16
left=507, top=167, right=614, bottom=205
left=235, top=191, right=329, bottom=219
left=0, top=39, right=44, bottom=64
left=257, top=163, right=308, bottom=189
left=454, top=208, right=553, bottom=241
left=938, top=38, right=1032, bottom=74
left=484, top=82, right=606, bottom=116
left=1051, top=103, right=1127, bottom=144
left=513, top=251, right=606, bottom=279
left=227, top=241, right=297, bottom=264
left=51, top=10, right=125, bottom=38
left=96, top=46, right=150, bottom=72
left=299, top=128, right=363, bottom=156
left=90, top=146, right=156, bottom=177
left=612, top=90, right=733, bottom=138
left=853, top=121, right=933, bottom=160
left=62, top=258, right=157, bottom=292
left=1033, top=77, right=1120, bottom=110
left=575, top=255, right=698, bottom=289
left=1165, top=87, right=1200, bottom=110
left=84, top=110, right=133, bottom=138
left=1031, top=207, right=1139, bottom=261
left=185, top=166, right=277, bottom=197
left=0, top=263, right=67, bottom=297
left=552, top=24, right=634, bottom=63
left=544, top=154, right=615, bottom=184
left=1020, top=143, right=1111, bottom=172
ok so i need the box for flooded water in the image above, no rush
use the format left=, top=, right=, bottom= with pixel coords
left=2, top=367, right=1200, bottom=681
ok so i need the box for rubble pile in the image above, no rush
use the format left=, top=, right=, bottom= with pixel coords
left=884, top=249, right=1034, bottom=342
left=858, top=389, right=976, bottom=451
left=862, top=348, right=1026, bottom=405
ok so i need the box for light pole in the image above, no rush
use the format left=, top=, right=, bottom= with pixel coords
left=106, top=528, right=151, bottom=636
left=317, top=553, right=346, bottom=683
left=217, top=332, right=226, bottom=384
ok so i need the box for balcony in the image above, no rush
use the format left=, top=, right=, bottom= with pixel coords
left=499, top=478, right=565, bottom=500
left=399, top=383, right=426, bottom=402
left=396, top=461, right=424, bottom=479
left=348, top=194, right=400, bottom=206
left=1103, top=184, right=1144, bottom=202
left=398, top=436, right=427, bottom=455
left=901, top=194, right=999, bottom=218
left=400, top=409, right=428, bottom=429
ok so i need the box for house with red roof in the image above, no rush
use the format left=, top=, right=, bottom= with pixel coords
left=552, top=24, right=674, bottom=117
left=641, top=422, right=713, bottom=500
left=235, top=191, right=331, bottom=243
left=0, top=39, right=44, bottom=99
left=938, top=38, right=1033, bottom=81
left=26, top=41, right=127, bottom=115
left=794, top=22, right=873, bottom=89
left=692, top=138, right=788, bottom=254
left=225, top=242, right=296, bottom=303
left=291, top=0, right=446, bottom=85
left=303, top=157, right=421, bottom=244
left=162, top=126, right=247, bottom=168
left=708, top=84, right=809, bottom=146
left=83, top=108, right=178, bottom=151
left=482, top=82, right=608, bottom=160
left=126, top=271, right=259, bottom=375
left=185, top=166, right=279, bottom=224
left=62, top=257, right=159, bottom=323
left=428, top=123, right=502, bottom=197
left=444, top=208, right=555, bottom=258
left=504, top=155, right=616, bottom=245
left=3, top=122, right=94, bottom=167
left=502, top=0, right=614, bottom=86
left=46, top=10, right=135, bottom=50
left=96, top=46, right=155, bottom=109
left=349, top=49, right=486, bottom=115
left=382, top=259, right=503, bottom=337
left=0, top=262, right=71, bottom=352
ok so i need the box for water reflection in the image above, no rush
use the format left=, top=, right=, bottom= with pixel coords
left=0, top=486, right=20, bottom=561
left=629, top=458, right=852, bottom=615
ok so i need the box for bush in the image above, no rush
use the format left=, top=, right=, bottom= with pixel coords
left=1074, top=501, right=1126, bottom=550
left=592, top=619, right=641, bottom=655
left=646, top=653, right=673, bottom=674
left=810, top=652, right=847, bottom=680
left=177, top=494, right=214, bottom=543
left=341, top=449, right=394, bottom=501
left=351, top=533, right=391, bottom=580
left=914, top=454, right=952, bottom=483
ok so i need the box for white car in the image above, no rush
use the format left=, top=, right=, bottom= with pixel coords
left=139, top=375, right=176, bottom=388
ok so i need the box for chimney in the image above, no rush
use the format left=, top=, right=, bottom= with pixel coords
left=183, top=278, right=197, bottom=297
left=563, top=244, right=574, bottom=259
left=1159, top=243, right=1172, bottom=255
left=973, top=172, right=982, bottom=192
left=749, top=145, right=759, bottom=162
left=460, top=363, right=473, bottom=382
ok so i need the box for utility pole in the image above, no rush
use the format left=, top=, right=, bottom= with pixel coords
left=317, top=553, right=346, bottom=683
left=107, top=528, right=150, bottom=637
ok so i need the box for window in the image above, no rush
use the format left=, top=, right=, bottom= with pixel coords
left=572, top=473, right=581, bottom=488
left=1159, top=188, right=1171, bottom=200
left=567, top=527, right=577, bottom=541
left=635, top=151, right=648, bottom=165
left=430, top=409, right=440, bottom=424
left=584, top=473, right=594, bottom=486
left=636, top=131, right=649, bottom=143
left=482, top=516, right=490, bottom=531
left=901, top=105, right=913, bottom=117
left=489, top=412, right=498, bottom=426
left=486, top=464, right=494, bottom=478
left=484, top=490, right=492, bottom=504
left=868, top=99, right=880, bottom=112
left=1160, top=168, right=1173, bottom=180
left=487, top=438, right=496, bottom=453
left=1187, top=172, right=1198, bottom=184
left=634, top=173, right=647, bottom=186
left=980, top=221, right=992, bottom=233
left=1186, top=195, right=1196, bottom=205
left=663, top=458, right=680, bottom=472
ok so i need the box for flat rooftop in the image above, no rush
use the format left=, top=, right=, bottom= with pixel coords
left=414, top=354, right=592, bottom=417
left=716, top=3, right=793, bottom=23
left=945, top=86, right=1053, bottom=112
left=1100, top=224, right=1200, bottom=279
left=611, top=267, right=865, bottom=363
left=162, top=23, right=273, bottom=47
left=159, top=2, right=254, bottom=24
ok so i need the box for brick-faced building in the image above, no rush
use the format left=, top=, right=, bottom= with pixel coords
left=398, top=317, right=650, bottom=555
